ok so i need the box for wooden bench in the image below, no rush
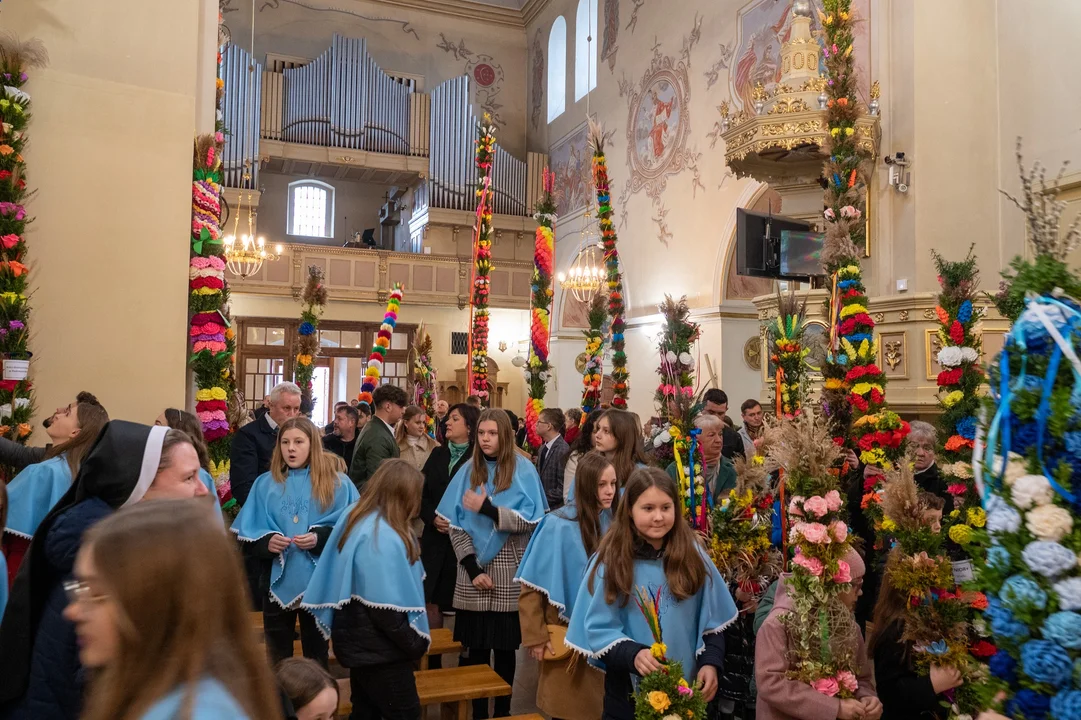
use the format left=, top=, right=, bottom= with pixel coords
left=336, top=665, right=511, bottom=719
left=418, top=627, right=463, bottom=670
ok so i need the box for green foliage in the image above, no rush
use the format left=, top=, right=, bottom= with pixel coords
left=634, top=661, right=707, bottom=720
left=993, top=254, right=1081, bottom=322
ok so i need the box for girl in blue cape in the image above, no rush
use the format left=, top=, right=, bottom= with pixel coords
left=436, top=408, right=547, bottom=719
left=0, top=482, right=8, bottom=621
left=302, top=458, right=431, bottom=720
left=232, top=416, right=358, bottom=668
left=566, top=466, right=739, bottom=720
left=2, top=398, right=109, bottom=579
left=566, top=409, right=648, bottom=502
left=516, top=451, right=617, bottom=720
left=67, top=500, right=282, bottom=720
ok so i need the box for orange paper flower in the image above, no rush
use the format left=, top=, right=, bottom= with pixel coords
left=935, top=306, right=949, bottom=325
left=16, top=422, right=30, bottom=437
left=0, top=145, right=12, bottom=156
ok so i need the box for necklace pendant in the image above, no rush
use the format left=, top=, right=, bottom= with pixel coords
left=293, top=515, right=299, bottom=523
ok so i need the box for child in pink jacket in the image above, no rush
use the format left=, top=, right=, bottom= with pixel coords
left=754, top=549, right=881, bottom=720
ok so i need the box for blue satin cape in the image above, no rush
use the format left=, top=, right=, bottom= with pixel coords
left=302, top=511, right=430, bottom=643
left=231, top=467, right=358, bottom=608
left=4, top=455, right=72, bottom=539
left=514, top=505, right=611, bottom=621
left=435, top=454, right=547, bottom=565
left=565, top=546, right=738, bottom=683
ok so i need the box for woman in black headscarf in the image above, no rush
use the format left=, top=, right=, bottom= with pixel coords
left=0, top=421, right=206, bottom=720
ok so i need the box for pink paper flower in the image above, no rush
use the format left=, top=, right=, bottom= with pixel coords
left=792, top=552, right=824, bottom=577
left=677, top=685, right=693, bottom=697
left=829, top=520, right=848, bottom=543
left=803, top=496, right=829, bottom=518
left=799, top=522, right=830, bottom=545
left=811, top=677, right=839, bottom=696
left=836, top=671, right=858, bottom=693
left=788, top=495, right=805, bottom=517
left=832, top=560, right=852, bottom=584
left=825, top=490, right=843, bottom=512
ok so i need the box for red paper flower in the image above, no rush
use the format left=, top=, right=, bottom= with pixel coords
left=970, top=640, right=997, bottom=659
left=950, top=321, right=964, bottom=345
left=968, top=592, right=989, bottom=610
left=947, top=483, right=969, bottom=496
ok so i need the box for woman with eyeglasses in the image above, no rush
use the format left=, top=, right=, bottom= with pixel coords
left=64, top=499, right=280, bottom=719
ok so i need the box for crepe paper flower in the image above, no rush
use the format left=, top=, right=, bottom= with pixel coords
left=948, top=524, right=973, bottom=544
left=650, top=642, right=667, bottom=660
left=676, top=685, right=693, bottom=697
left=986, top=494, right=1022, bottom=534
left=824, top=490, right=843, bottom=512
left=811, top=678, right=839, bottom=696
left=16, top=422, right=30, bottom=438
left=947, top=484, right=969, bottom=496
left=792, top=552, right=824, bottom=577
left=1001, top=575, right=1048, bottom=612
left=1021, top=640, right=1073, bottom=688
left=966, top=507, right=986, bottom=528
left=833, top=561, right=852, bottom=584
left=1021, top=541, right=1076, bottom=577
left=803, top=496, right=829, bottom=518
left=648, top=691, right=671, bottom=712
left=1025, top=505, right=1073, bottom=542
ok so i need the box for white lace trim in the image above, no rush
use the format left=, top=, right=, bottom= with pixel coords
left=563, top=635, right=631, bottom=660
left=513, top=576, right=571, bottom=623
left=300, top=595, right=430, bottom=643
left=4, top=527, right=32, bottom=540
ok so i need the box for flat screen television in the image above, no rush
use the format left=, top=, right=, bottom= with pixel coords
left=735, top=209, right=824, bottom=280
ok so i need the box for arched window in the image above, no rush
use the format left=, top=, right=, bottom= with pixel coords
left=547, top=16, right=567, bottom=123
left=574, top=0, right=597, bottom=101
left=287, top=179, right=335, bottom=238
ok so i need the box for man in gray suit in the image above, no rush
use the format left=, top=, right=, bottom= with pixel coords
left=349, top=383, right=407, bottom=492
left=535, top=407, right=570, bottom=509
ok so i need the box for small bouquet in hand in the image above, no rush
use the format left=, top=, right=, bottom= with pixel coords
left=632, top=587, right=707, bottom=720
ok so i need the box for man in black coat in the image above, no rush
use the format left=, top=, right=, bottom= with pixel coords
left=230, top=381, right=302, bottom=506
left=535, top=408, right=570, bottom=509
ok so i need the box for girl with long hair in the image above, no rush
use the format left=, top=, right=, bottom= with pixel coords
left=232, top=415, right=358, bottom=667
left=66, top=499, right=281, bottom=720
left=395, top=405, right=439, bottom=471
left=0, top=480, right=7, bottom=619
left=563, top=408, right=602, bottom=504
left=435, top=408, right=547, bottom=719
left=302, top=459, right=430, bottom=720
left=566, top=409, right=647, bottom=502
left=3, top=399, right=109, bottom=580
left=869, top=494, right=958, bottom=720
left=566, top=467, right=738, bottom=720
left=155, top=408, right=217, bottom=500
left=276, top=657, right=339, bottom=720
left=420, top=402, right=480, bottom=646
left=516, top=451, right=617, bottom=719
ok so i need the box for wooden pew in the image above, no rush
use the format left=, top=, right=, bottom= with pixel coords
left=337, top=665, right=511, bottom=719
left=418, top=627, right=462, bottom=670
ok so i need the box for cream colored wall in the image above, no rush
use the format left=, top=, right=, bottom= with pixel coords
left=226, top=0, right=530, bottom=156
left=533, top=0, right=1081, bottom=419
left=229, top=292, right=532, bottom=411
left=7, top=0, right=214, bottom=432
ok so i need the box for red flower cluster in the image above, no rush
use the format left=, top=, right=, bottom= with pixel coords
left=857, top=428, right=908, bottom=452
left=849, top=393, right=869, bottom=412
left=837, top=315, right=875, bottom=336
left=937, top=368, right=963, bottom=386
left=950, top=320, right=964, bottom=345
left=969, top=640, right=997, bottom=659
left=947, top=483, right=968, bottom=496
left=0, top=379, right=28, bottom=393
left=846, top=364, right=883, bottom=382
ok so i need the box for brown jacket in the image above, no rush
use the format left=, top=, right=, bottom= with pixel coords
left=398, top=433, right=439, bottom=472
left=518, top=586, right=604, bottom=720
left=755, top=578, right=877, bottom=720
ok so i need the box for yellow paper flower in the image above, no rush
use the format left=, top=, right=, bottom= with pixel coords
left=949, top=524, right=973, bottom=544
left=942, top=390, right=964, bottom=408
left=967, top=507, right=987, bottom=528
left=650, top=642, right=667, bottom=659
left=648, top=691, right=671, bottom=712
left=678, top=678, right=689, bottom=688
left=950, top=509, right=961, bottom=519
left=881, top=518, right=897, bottom=532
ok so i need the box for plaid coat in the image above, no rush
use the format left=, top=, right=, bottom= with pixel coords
left=449, top=507, right=537, bottom=613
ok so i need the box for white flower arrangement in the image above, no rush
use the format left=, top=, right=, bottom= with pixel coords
left=1011, top=474, right=1055, bottom=509
left=1025, top=504, right=1073, bottom=542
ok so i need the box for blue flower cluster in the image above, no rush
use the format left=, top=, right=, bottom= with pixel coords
left=1021, top=640, right=1073, bottom=687
left=846, top=333, right=872, bottom=345
left=837, top=279, right=858, bottom=290
left=987, top=544, right=1013, bottom=571
left=1002, top=575, right=1048, bottom=613
left=1066, top=431, right=1081, bottom=456
left=1007, top=688, right=1050, bottom=719
left=956, top=416, right=978, bottom=440
left=987, top=596, right=1031, bottom=641
left=1023, top=542, right=1078, bottom=578
left=958, top=299, right=973, bottom=323
left=1051, top=689, right=1081, bottom=720
left=989, top=650, right=1017, bottom=682
left=1012, top=420, right=1040, bottom=453
left=298, top=321, right=316, bottom=336
left=1044, top=611, right=1081, bottom=650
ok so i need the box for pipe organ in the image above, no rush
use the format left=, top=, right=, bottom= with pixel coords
left=220, top=35, right=543, bottom=218
left=220, top=45, right=263, bottom=189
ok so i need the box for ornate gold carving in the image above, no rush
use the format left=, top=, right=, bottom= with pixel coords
left=761, top=120, right=822, bottom=137
left=884, top=340, right=902, bottom=370
left=923, top=308, right=936, bottom=320
left=808, top=54, right=818, bottom=71
left=752, top=82, right=769, bottom=102
left=782, top=57, right=790, bottom=74
left=899, top=310, right=909, bottom=322
left=870, top=80, right=881, bottom=100
left=792, top=52, right=804, bottom=70
left=768, top=97, right=810, bottom=115
left=925, top=329, right=944, bottom=380
left=800, top=77, right=827, bottom=92
left=744, top=337, right=762, bottom=371
left=719, top=100, right=730, bottom=119
left=874, top=312, right=884, bottom=323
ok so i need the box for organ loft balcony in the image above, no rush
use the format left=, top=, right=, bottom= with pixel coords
left=219, top=34, right=545, bottom=274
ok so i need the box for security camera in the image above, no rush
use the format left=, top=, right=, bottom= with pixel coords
left=883, top=152, right=907, bottom=166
